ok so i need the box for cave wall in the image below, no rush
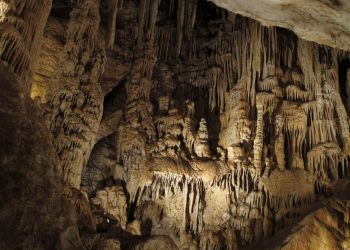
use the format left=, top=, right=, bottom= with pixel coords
left=1, top=0, right=350, bottom=249
left=0, top=1, right=85, bottom=249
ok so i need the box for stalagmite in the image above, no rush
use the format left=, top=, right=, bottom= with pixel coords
left=274, top=113, right=286, bottom=170
left=194, top=118, right=211, bottom=158
left=254, top=92, right=276, bottom=170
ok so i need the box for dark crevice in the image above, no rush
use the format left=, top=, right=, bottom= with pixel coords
left=103, top=78, right=128, bottom=118
left=338, top=58, right=350, bottom=115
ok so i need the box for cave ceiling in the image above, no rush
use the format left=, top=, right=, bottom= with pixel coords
left=210, top=0, right=350, bottom=51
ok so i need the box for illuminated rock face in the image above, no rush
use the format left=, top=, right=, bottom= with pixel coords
left=1, top=0, right=350, bottom=249
left=209, top=0, right=350, bottom=52
left=44, top=0, right=106, bottom=189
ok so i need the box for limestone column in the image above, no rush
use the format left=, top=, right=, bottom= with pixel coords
left=117, top=0, right=159, bottom=196
left=46, top=0, right=106, bottom=188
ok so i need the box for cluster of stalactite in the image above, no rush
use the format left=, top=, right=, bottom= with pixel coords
left=134, top=174, right=205, bottom=233
left=0, top=0, right=52, bottom=88
left=109, top=1, right=350, bottom=248
left=45, top=0, right=106, bottom=188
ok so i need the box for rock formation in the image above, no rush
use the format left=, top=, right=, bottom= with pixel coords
left=209, top=0, right=350, bottom=52
left=1, top=0, right=350, bottom=249
left=0, top=1, right=84, bottom=249
left=45, top=0, right=106, bottom=189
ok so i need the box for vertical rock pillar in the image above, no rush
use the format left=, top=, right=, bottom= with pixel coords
left=46, top=0, right=106, bottom=188
left=117, top=0, right=159, bottom=196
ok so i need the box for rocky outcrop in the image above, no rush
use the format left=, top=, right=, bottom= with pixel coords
left=0, top=1, right=81, bottom=249
left=209, top=0, right=350, bottom=51
left=134, top=235, right=178, bottom=250
left=91, top=184, right=127, bottom=229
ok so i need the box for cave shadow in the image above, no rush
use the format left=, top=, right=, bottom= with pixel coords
left=338, top=58, right=350, bottom=116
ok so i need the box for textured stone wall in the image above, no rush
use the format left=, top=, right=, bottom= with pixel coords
left=0, top=1, right=82, bottom=249
left=1, top=0, right=350, bottom=249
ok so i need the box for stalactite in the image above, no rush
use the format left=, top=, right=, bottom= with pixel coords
left=322, top=67, right=350, bottom=154
left=136, top=174, right=204, bottom=234
left=284, top=85, right=310, bottom=102
left=31, top=18, right=65, bottom=102
left=200, top=231, right=222, bottom=250
left=274, top=113, right=286, bottom=171
left=258, top=76, right=278, bottom=92
left=208, top=66, right=225, bottom=112
left=297, top=39, right=320, bottom=100
left=279, top=102, right=307, bottom=169
left=249, top=21, right=262, bottom=108
left=106, top=0, right=119, bottom=48
left=200, top=19, right=277, bottom=114
left=212, top=168, right=258, bottom=195
left=260, top=170, right=316, bottom=212
left=302, top=100, right=334, bottom=122
left=156, top=24, right=175, bottom=61
left=136, top=0, right=147, bottom=50
left=175, top=0, right=185, bottom=57
left=307, top=142, right=341, bottom=180
left=146, top=0, right=159, bottom=42
left=307, top=120, right=337, bottom=147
